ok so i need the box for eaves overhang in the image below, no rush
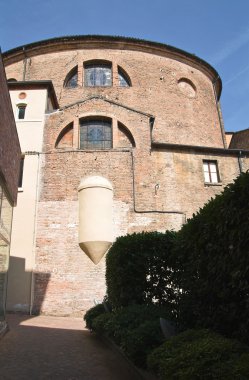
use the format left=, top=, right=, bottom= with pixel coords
left=2, top=35, right=222, bottom=99
left=152, top=142, right=249, bottom=155
left=8, top=80, right=59, bottom=109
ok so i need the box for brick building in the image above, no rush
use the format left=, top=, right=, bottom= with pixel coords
left=3, top=36, right=249, bottom=316
left=0, top=53, right=21, bottom=334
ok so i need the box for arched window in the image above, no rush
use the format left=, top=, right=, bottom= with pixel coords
left=118, top=67, right=131, bottom=87
left=84, top=62, right=112, bottom=87
left=64, top=66, right=78, bottom=88
left=7, top=78, right=17, bottom=82
left=80, top=118, right=112, bottom=150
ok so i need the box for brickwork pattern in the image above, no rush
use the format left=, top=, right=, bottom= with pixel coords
left=3, top=38, right=248, bottom=315
left=0, top=56, right=21, bottom=204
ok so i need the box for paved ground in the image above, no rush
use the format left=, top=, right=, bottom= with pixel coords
left=0, top=314, right=141, bottom=380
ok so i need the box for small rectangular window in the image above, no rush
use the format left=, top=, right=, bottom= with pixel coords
left=203, top=160, right=220, bottom=183
left=17, top=105, right=26, bottom=119
left=18, top=157, right=24, bottom=188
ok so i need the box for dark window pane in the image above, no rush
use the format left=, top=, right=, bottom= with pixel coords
left=118, top=70, right=130, bottom=87
left=18, top=157, right=24, bottom=188
left=66, top=72, right=78, bottom=88
left=80, top=120, right=112, bottom=149
left=85, top=65, right=112, bottom=87
left=18, top=106, right=26, bottom=119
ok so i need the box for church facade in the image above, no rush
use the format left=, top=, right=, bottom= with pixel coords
left=3, top=36, right=249, bottom=316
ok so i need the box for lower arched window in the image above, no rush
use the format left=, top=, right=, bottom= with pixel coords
left=80, top=118, right=112, bottom=150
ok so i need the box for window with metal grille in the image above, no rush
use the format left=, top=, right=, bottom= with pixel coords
left=203, top=160, right=220, bottom=183
left=80, top=119, right=112, bottom=150
left=84, top=64, right=112, bottom=87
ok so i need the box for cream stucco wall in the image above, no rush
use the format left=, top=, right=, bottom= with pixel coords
left=7, top=88, right=47, bottom=313
left=10, top=89, right=47, bottom=151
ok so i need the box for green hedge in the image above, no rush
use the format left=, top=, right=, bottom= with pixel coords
left=172, top=172, right=249, bottom=342
left=121, top=319, right=165, bottom=367
left=106, top=231, right=177, bottom=309
left=84, top=303, right=106, bottom=330
left=90, top=304, right=174, bottom=368
left=147, top=329, right=249, bottom=379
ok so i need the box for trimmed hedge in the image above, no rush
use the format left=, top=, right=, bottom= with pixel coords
left=147, top=329, right=249, bottom=379
left=172, top=172, right=249, bottom=342
left=89, top=304, right=174, bottom=368
left=121, top=319, right=165, bottom=367
left=84, top=303, right=106, bottom=330
left=106, top=231, right=177, bottom=309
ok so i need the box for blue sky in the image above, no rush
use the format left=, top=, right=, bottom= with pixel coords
left=1, top=0, right=249, bottom=132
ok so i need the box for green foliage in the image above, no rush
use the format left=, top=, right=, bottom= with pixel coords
left=83, top=303, right=106, bottom=330
left=91, top=312, right=113, bottom=335
left=121, top=320, right=164, bottom=367
left=147, top=329, right=249, bottom=379
left=96, top=304, right=172, bottom=345
left=106, top=231, right=177, bottom=309
left=172, top=172, right=249, bottom=342
left=89, top=304, right=173, bottom=368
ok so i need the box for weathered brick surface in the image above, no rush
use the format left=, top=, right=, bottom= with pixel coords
left=4, top=43, right=224, bottom=148
left=0, top=55, right=21, bottom=204
left=3, top=37, right=248, bottom=315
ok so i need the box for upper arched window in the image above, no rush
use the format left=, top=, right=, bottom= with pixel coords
left=118, top=67, right=131, bottom=87
left=84, top=62, right=112, bottom=87
left=80, top=118, right=112, bottom=149
left=64, top=66, right=78, bottom=88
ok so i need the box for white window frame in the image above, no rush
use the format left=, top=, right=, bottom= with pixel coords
left=203, top=160, right=220, bottom=184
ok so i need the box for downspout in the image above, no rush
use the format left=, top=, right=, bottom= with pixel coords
left=238, top=150, right=243, bottom=174
left=22, top=47, right=27, bottom=81
left=29, top=151, right=41, bottom=315
left=212, top=76, right=227, bottom=148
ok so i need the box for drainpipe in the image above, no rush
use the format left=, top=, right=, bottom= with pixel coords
left=238, top=150, right=243, bottom=174
left=212, top=76, right=227, bottom=148
left=22, top=47, right=27, bottom=81
left=29, top=151, right=41, bottom=315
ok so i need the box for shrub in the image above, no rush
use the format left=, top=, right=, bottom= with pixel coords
left=91, top=312, right=113, bottom=335
left=84, top=303, right=106, bottom=330
left=106, top=231, right=177, bottom=309
left=89, top=303, right=175, bottom=367
left=94, top=304, right=173, bottom=345
left=172, top=172, right=249, bottom=342
left=121, top=319, right=164, bottom=367
left=148, top=329, right=249, bottom=380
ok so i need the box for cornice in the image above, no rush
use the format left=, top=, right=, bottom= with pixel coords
left=2, top=35, right=222, bottom=98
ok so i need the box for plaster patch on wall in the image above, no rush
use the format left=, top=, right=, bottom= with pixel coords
left=129, top=215, right=152, bottom=228
left=113, top=199, right=130, bottom=237
left=49, top=223, right=61, bottom=229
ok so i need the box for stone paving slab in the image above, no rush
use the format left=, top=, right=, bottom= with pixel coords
left=0, top=314, right=141, bottom=380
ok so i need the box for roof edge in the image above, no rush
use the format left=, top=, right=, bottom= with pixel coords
left=2, top=35, right=222, bottom=99
left=8, top=80, right=59, bottom=109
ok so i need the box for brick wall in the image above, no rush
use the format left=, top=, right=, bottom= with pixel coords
left=0, top=55, right=21, bottom=204
left=3, top=38, right=246, bottom=315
